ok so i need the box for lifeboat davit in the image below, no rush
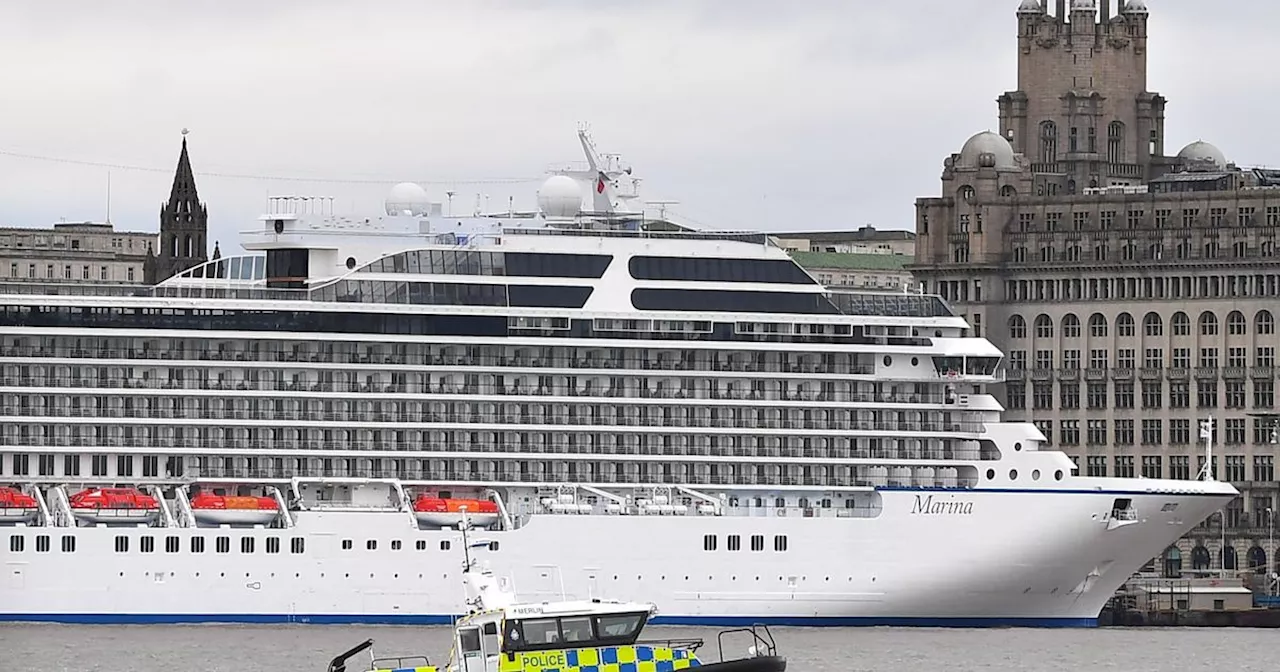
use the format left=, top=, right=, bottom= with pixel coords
left=68, top=487, right=160, bottom=525
left=0, top=486, right=39, bottom=524
left=189, top=494, right=280, bottom=526
left=413, top=496, right=500, bottom=528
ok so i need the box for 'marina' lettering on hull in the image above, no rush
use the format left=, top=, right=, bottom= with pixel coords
left=911, top=494, right=974, bottom=515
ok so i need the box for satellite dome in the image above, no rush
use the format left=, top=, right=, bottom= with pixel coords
left=537, top=175, right=583, bottom=218
left=1177, top=141, right=1228, bottom=168
left=385, top=182, right=430, bottom=216
left=957, top=131, right=1019, bottom=171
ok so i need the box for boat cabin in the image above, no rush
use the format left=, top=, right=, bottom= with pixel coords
left=449, top=600, right=653, bottom=672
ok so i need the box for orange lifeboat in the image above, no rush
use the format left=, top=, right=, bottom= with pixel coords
left=68, top=487, right=160, bottom=525
left=0, top=486, right=39, bottom=524
left=189, top=493, right=280, bottom=526
left=412, top=495, right=499, bottom=528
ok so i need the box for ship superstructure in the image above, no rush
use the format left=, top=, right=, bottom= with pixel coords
left=0, top=130, right=1237, bottom=626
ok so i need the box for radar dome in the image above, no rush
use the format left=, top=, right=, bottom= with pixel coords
left=385, top=182, right=431, bottom=216
left=537, top=175, right=583, bottom=218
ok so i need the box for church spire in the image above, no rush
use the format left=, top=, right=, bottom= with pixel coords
left=169, top=127, right=199, bottom=207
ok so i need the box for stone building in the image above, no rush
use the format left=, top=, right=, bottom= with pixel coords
left=790, top=251, right=914, bottom=293
left=771, top=225, right=916, bottom=257
left=912, top=0, right=1280, bottom=579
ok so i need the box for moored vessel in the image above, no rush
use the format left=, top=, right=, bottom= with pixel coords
left=67, top=488, right=160, bottom=526
left=0, top=486, right=38, bottom=524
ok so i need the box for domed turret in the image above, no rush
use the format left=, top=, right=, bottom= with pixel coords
left=384, top=182, right=431, bottom=216
left=1017, top=0, right=1042, bottom=12
left=537, top=175, right=583, bottom=218
left=956, top=131, right=1019, bottom=171
left=1177, top=141, right=1228, bottom=169
left=1071, top=0, right=1096, bottom=9
left=1122, top=0, right=1147, bottom=13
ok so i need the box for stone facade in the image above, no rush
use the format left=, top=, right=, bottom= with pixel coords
left=912, top=0, right=1280, bottom=581
left=0, top=222, right=151, bottom=284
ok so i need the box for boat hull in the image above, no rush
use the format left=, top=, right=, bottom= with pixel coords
left=0, top=484, right=1235, bottom=627
left=69, top=510, right=160, bottom=526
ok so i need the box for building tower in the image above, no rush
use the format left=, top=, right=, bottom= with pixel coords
left=998, top=0, right=1161, bottom=195
left=144, top=131, right=209, bottom=284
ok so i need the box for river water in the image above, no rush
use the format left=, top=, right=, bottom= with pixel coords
left=0, top=624, right=1270, bottom=672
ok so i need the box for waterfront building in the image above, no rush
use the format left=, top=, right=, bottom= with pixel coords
left=911, top=0, right=1280, bottom=577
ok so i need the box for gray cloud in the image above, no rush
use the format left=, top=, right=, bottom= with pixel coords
left=0, top=0, right=1276, bottom=249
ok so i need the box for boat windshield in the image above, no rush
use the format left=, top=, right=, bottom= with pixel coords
left=503, top=611, right=649, bottom=652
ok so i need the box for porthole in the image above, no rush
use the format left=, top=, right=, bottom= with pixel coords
left=986, top=468, right=996, bottom=480
left=1009, top=469, right=1018, bottom=480
left=346, top=257, right=357, bottom=270
left=911, top=357, right=919, bottom=366
left=1032, top=470, right=1041, bottom=481
left=883, top=355, right=893, bottom=366
left=1014, top=442, right=1022, bottom=451
left=1054, top=470, right=1064, bottom=481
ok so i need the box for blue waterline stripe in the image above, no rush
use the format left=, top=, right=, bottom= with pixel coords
left=0, top=613, right=1098, bottom=628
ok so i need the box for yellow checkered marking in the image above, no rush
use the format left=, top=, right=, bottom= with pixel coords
left=371, top=667, right=435, bottom=672
left=499, top=645, right=700, bottom=672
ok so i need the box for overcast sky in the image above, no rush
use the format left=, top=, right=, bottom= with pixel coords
left=0, top=1, right=1276, bottom=252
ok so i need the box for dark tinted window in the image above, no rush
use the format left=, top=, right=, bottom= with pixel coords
left=631, top=289, right=839, bottom=314
left=508, top=285, right=592, bottom=308
left=266, top=249, right=309, bottom=289
left=629, top=256, right=814, bottom=285
left=357, top=250, right=611, bottom=279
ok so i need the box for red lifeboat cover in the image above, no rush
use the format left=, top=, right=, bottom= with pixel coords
left=190, top=494, right=278, bottom=511
left=68, top=487, right=158, bottom=510
left=412, top=496, right=497, bottom=515
left=0, top=486, right=37, bottom=508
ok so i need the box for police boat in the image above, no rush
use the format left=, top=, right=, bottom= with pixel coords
left=325, top=516, right=786, bottom=672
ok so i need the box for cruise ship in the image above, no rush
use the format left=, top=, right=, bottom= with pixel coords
left=0, top=130, right=1238, bottom=627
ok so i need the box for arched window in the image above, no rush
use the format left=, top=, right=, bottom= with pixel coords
left=1116, top=312, right=1135, bottom=337
left=1162, top=546, right=1182, bottom=578
left=1062, top=314, right=1081, bottom=338
left=1088, top=313, right=1108, bottom=338
left=1257, top=310, right=1275, bottom=335
left=1034, top=314, right=1054, bottom=339
left=1009, top=315, right=1027, bottom=339
left=1247, top=546, right=1267, bottom=574
left=1143, top=312, right=1163, bottom=337
left=1171, top=312, right=1191, bottom=336
left=1039, top=121, right=1058, bottom=163
left=1191, top=545, right=1211, bottom=570
left=1227, top=311, right=1246, bottom=335
left=1107, top=121, right=1125, bottom=164
left=1000, top=184, right=1017, bottom=198
left=1200, top=311, right=1219, bottom=336
left=958, top=185, right=976, bottom=203
left=1221, top=545, right=1238, bottom=571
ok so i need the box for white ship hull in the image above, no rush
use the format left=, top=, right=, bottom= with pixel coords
left=0, top=481, right=1234, bottom=627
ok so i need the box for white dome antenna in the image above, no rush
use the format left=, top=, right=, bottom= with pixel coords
left=537, top=175, right=583, bottom=218
left=385, top=182, right=430, bottom=216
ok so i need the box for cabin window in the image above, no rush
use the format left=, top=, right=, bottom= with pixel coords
left=366, top=540, right=377, bottom=551
left=35, top=535, right=50, bottom=553
left=165, top=536, right=180, bottom=553
left=560, top=616, right=593, bottom=643
left=703, top=534, right=717, bottom=551
left=774, top=535, right=788, bottom=552
left=114, top=536, right=128, bottom=553
left=215, top=537, right=230, bottom=554
left=520, top=618, right=562, bottom=646
left=191, top=537, right=205, bottom=553
left=61, top=535, right=75, bottom=553
left=415, top=540, right=427, bottom=551
left=140, top=537, right=155, bottom=553
left=391, top=540, right=402, bottom=551
left=341, top=539, right=353, bottom=550
left=290, top=538, right=305, bottom=554
left=8, top=535, right=23, bottom=553
left=440, top=540, right=451, bottom=551
left=727, top=535, right=741, bottom=551
left=751, top=535, right=765, bottom=552
left=241, top=538, right=255, bottom=554
left=482, top=621, right=500, bottom=653
left=459, top=628, right=482, bottom=654
left=266, top=538, right=280, bottom=554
